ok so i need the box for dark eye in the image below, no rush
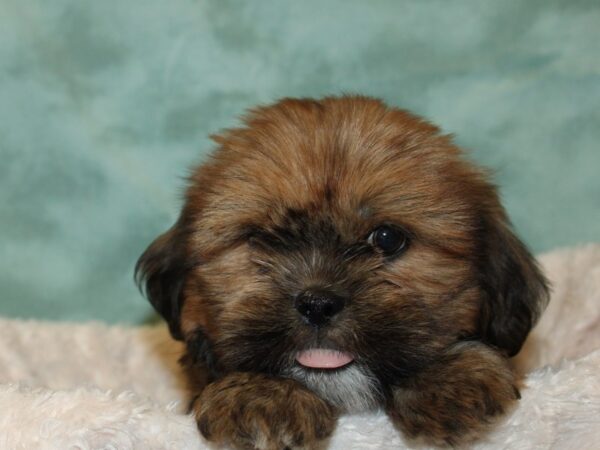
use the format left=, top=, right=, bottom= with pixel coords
left=367, top=225, right=409, bottom=256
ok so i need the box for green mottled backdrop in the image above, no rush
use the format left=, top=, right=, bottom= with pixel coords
left=1, top=0, right=599, bottom=324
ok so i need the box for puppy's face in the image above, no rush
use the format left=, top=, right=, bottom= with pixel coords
left=137, top=97, right=548, bottom=412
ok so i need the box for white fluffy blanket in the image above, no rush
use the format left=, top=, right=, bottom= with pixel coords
left=1, top=245, right=599, bottom=450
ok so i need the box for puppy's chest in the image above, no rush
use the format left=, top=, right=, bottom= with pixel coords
left=285, top=365, right=382, bottom=413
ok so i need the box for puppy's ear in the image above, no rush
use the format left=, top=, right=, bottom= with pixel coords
left=135, top=217, right=192, bottom=341
left=477, top=212, right=550, bottom=357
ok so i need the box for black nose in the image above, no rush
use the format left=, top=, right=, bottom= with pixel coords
left=294, top=288, right=346, bottom=327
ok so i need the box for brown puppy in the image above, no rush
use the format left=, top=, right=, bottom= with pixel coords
left=136, top=96, right=549, bottom=449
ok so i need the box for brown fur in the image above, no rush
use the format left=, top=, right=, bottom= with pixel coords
left=388, top=342, right=519, bottom=447
left=194, top=372, right=337, bottom=450
left=136, top=96, right=549, bottom=449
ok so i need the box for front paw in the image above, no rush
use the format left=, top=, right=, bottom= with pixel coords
left=194, top=372, right=337, bottom=450
left=388, top=342, right=519, bottom=447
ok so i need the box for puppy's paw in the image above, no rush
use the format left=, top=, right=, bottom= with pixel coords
left=194, top=372, right=337, bottom=450
left=388, top=342, right=519, bottom=447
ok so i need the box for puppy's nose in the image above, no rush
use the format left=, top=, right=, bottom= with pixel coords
left=294, top=288, right=346, bottom=327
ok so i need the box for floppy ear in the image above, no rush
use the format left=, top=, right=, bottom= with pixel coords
left=135, top=217, right=192, bottom=341
left=477, top=212, right=550, bottom=357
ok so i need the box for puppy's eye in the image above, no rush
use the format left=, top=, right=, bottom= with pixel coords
left=367, top=225, right=409, bottom=256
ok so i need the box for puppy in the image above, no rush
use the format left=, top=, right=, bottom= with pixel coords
left=136, top=96, right=549, bottom=449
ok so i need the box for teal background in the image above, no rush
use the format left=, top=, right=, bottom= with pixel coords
left=1, top=0, right=599, bottom=325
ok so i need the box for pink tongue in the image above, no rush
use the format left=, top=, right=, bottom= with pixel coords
left=296, top=349, right=354, bottom=369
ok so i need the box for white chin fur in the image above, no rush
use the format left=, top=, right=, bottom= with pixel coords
left=284, top=364, right=382, bottom=413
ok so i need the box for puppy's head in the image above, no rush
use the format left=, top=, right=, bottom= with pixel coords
left=136, top=96, right=549, bottom=411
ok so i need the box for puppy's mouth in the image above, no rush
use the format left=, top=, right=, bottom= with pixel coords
left=295, top=348, right=354, bottom=369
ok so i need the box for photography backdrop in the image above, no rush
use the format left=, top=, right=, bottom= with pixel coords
left=1, top=0, right=599, bottom=324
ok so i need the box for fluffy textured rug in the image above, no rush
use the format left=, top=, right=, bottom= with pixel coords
left=1, top=244, right=599, bottom=450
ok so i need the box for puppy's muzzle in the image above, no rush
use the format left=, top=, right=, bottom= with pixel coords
left=294, top=288, right=346, bottom=327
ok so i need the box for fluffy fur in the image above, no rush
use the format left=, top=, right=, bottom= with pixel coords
left=135, top=96, right=551, bottom=448
left=0, top=245, right=599, bottom=450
